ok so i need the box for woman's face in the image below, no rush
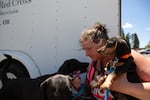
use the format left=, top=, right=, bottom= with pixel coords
left=81, top=40, right=103, bottom=61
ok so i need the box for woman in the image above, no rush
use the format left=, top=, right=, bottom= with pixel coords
left=72, top=22, right=150, bottom=100
left=79, top=22, right=114, bottom=100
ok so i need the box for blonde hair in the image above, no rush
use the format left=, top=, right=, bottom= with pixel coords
left=80, top=22, right=109, bottom=43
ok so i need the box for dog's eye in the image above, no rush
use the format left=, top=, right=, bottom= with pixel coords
left=106, top=41, right=115, bottom=48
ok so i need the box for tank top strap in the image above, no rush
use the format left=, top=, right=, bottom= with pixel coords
left=88, top=62, right=96, bottom=82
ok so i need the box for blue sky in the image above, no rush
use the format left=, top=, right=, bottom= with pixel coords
left=122, top=0, right=150, bottom=48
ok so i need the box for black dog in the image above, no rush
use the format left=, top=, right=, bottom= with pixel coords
left=40, top=59, right=89, bottom=100
left=0, top=58, right=89, bottom=100
left=0, top=54, right=46, bottom=100
left=58, top=59, right=92, bottom=100
left=0, top=74, right=74, bottom=100
left=57, top=59, right=89, bottom=75
left=0, top=73, right=55, bottom=100
left=41, top=74, right=73, bottom=100
left=96, top=37, right=141, bottom=100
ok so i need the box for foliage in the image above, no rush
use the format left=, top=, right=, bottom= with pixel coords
left=145, top=41, right=150, bottom=48
left=120, top=28, right=139, bottom=48
left=121, top=28, right=125, bottom=38
left=131, top=33, right=139, bottom=48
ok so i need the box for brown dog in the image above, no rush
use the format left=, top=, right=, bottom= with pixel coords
left=93, top=37, right=140, bottom=99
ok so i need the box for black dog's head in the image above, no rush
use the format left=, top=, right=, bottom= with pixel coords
left=41, top=59, right=89, bottom=100
left=98, top=37, right=131, bottom=58
left=40, top=74, right=73, bottom=100
left=57, top=59, right=89, bottom=75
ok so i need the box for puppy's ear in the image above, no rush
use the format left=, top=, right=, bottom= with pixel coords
left=116, top=38, right=131, bottom=57
left=123, top=38, right=131, bottom=49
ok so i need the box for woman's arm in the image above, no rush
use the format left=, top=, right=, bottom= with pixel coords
left=132, top=50, right=150, bottom=81
left=110, top=50, right=150, bottom=100
left=111, top=73, right=150, bottom=100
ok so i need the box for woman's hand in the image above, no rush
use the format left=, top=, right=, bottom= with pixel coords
left=71, top=70, right=82, bottom=91
left=110, top=73, right=128, bottom=92
left=110, top=72, right=150, bottom=100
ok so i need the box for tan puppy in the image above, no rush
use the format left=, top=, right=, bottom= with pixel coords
left=94, top=37, right=140, bottom=89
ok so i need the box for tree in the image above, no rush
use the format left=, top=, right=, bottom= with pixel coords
left=121, top=28, right=125, bottom=38
left=125, top=33, right=130, bottom=45
left=145, top=41, right=150, bottom=48
left=120, top=28, right=140, bottom=49
left=131, top=33, right=139, bottom=48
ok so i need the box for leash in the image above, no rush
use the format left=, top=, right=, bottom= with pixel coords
left=72, top=83, right=85, bottom=100
left=71, top=71, right=85, bottom=100
left=104, top=58, right=118, bottom=100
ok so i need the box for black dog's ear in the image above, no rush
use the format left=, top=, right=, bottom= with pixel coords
left=123, top=38, right=131, bottom=49
left=41, top=79, right=55, bottom=100
left=67, top=75, right=73, bottom=91
left=40, top=78, right=57, bottom=100
left=0, top=80, right=2, bottom=90
left=66, top=75, right=73, bottom=81
left=40, top=80, right=49, bottom=100
left=57, top=59, right=88, bottom=74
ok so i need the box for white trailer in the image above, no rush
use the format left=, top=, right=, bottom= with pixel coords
left=0, top=0, right=121, bottom=78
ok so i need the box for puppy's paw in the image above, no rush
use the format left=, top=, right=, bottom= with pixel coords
left=92, top=82, right=101, bottom=88
left=100, top=81, right=112, bottom=89
left=92, top=77, right=105, bottom=88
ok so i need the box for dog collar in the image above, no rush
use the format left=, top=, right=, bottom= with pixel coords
left=120, top=53, right=132, bottom=59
